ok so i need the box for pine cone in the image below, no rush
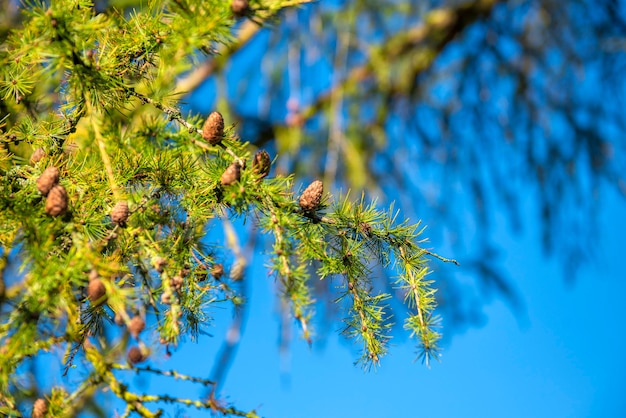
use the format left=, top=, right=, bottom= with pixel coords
left=252, top=150, right=271, bottom=180
left=299, top=180, right=323, bottom=211
left=127, top=346, right=147, bottom=364
left=231, top=0, right=250, bottom=17
left=111, top=201, right=129, bottom=225
left=87, top=278, right=107, bottom=305
left=211, top=263, right=224, bottom=280
left=170, top=275, right=183, bottom=291
left=32, top=398, right=47, bottom=418
left=161, top=292, right=172, bottom=305
left=202, top=111, right=225, bottom=145
left=36, top=166, right=60, bottom=195
left=128, top=315, right=146, bottom=339
left=220, top=162, right=241, bottom=186
left=153, top=257, right=167, bottom=273
left=45, top=184, right=68, bottom=216
left=30, top=148, right=46, bottom=165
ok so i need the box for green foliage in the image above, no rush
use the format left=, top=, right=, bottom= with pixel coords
left=0, top=1, right=452, bottom=416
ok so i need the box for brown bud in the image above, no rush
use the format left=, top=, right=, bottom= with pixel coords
left=32, top=398, right=47, bottom=418
left=220, top=162, right=241, bottom=186
left=87, top=278, right=106, bottom=305
left=45, top=184, right=68, bottom=216
left=252, top=150, right=271, bottom=180
left=211, top=263, right=224, bottom=280
left=359, top=222, right=372, bottom=235
left=299, top=180, right=323, bottom=211
left=128, top=315, right=146, bottom=339
left=161, top=292, right=172, bottom=305
left=36, top=166, right=60, bottom=195
left=127, top=346, right=147, bottom=364
left=30, top=148, right=46, bottom=165
left=231, top=0, right=250, bottom=17
left=170, top=275, right=183, bottom=291
left=154, top=257, right=167, bottom=273
left=111, top=201, right=129, bottom=225
left=202, top=111, right=224, bottom=145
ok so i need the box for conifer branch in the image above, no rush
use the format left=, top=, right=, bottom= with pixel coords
left=0, top=1, right=455, bottom=415
left=264, top=198, right=314, bottom=343
left=87, top=101, right=120, bottom=199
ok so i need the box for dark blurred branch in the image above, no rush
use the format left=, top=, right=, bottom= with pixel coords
left=295, top=0, right=504, bottom=125
left=174, top=0, right=317, bottom=97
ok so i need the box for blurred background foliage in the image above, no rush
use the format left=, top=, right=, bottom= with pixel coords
left=181, top=0, right=626, bottom=335
left=2, top=0, right=625, bottom=337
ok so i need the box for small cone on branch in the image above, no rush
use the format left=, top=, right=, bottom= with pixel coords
left=299, top=180, right=323, bottom=211
left=161, top=292, right=172, bottom=305
left=36, top=166, right=60, bottom=195
left=45, top=184, right=68, bottom=216
left=202, top=111, right=224, bottom=145
left=32, top=398, right=47, bottom=418
left=231, top=0, right=250, bottom=18
left=127, top=346, right=147, bottom=364
left=111, top=201, right=129, bottom=225
left=170, top=275, right=183, bottom=292
left=128, top=315, right=146, bottom=339
left=252, top=150, right=271, bottom=180
left=87, top=278, right=107, bottom=305
left=153, top=257, right=167, bottom=273
left=211, top=263, right=224, bottom=280
left=220, top=162, right=241, bottom=186
left=30, top=148, right=46, bottom=165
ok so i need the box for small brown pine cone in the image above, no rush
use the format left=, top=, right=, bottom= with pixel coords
left=161, top=292, right=172, bottom=305
left=153, top=257, right=167, bottom=273
left=170, top=275, right=183, bottom=291
left=220, top=162, right=241, bottom=186
left=202, top=111, right=224, bottom=145
left=252, top=150, right=271, bottom=180
left=87, top=278, right=107, bottom=305
left=128, top=315, right=146, bottom=339
left=299, top=180, right=323, bottom=211
left=111, top=201, right=130, bottom=225
left=32, top=398, right=47, bottom=418
left=211, top=263, right=224, bottom=280
left=30, top=148, right=46, bottom=165
left=45, top=184, right=68, bottom=216
left=231, top=0, right=250, bottom=17
left=127, top=346, right=147, bottom=364
left=36, top=166, right=60, bottom=195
